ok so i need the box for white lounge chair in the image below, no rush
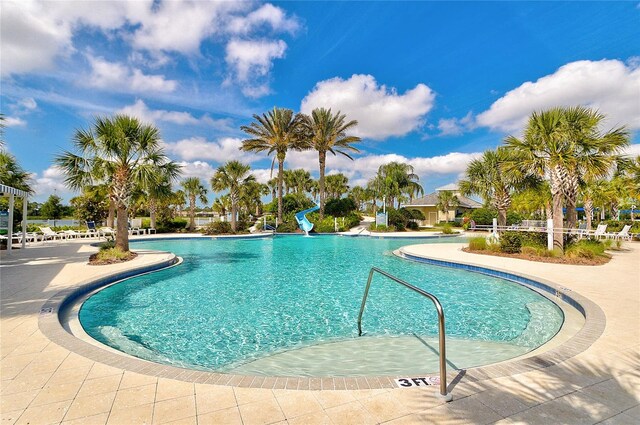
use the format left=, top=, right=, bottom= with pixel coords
left=63, top=230, right=88, bottom=239
left=40, top=227, right=66, bottom=241
left=130, top=218, right=145, bottom=235
left=606, top=225, right=632, bottom=241
left=590, top=224, right=607, bottom=239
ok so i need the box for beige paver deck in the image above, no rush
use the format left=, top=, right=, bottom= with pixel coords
left=1, top=235, right=638, bottom=424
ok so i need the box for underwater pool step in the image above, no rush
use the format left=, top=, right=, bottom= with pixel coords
left=227, top=335, right=531, bottom=377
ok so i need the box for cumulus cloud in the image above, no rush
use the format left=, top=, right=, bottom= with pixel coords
left=437, top=112, right=475, bottom=136
left=225, top=39, right=287, bottom=97
left=87, top=56, right=177, bottom=93
left=33, top=166, right=69, bottom=198
left=176, top=161, right=216, bottom=181
left=226, top=3, right=300, bottom=35
left=116, top=100, right=233, bottom=131
left=3, top=117, right=27, bottom=127
left=164, top=137, right=258, bottom=163
left=285, top=150, right=481, bottom=186
left=300, top=74, right=436, bottom=140
left=477, top=59, right=640, bottom=132
left=623, top=144, right=640, bottom=158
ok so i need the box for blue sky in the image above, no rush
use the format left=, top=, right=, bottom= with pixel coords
left=1, top=1, right=639, bottom=203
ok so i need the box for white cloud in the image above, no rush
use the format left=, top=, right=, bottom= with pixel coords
left=87, top=56, right=177, bottom=93
left=300, top=74, right=436, bottom=140
left=477, top=59, right=640, bottom=132
left=3, top=117, right=27, bottom=127
left=117, top=100, right=197, bottom=126
left=33, top=166, right=69, bottom=198
left=225, top=39, right=287, bottom=97
left=437, top=112, right=474, bottom=136
left=250, top=168, right=275, bottom=184
left=285, top=150, right=481, bottom=187
left=18, top=98, right=38, bottom=110
left=176, top=161, right=216, bottom=181
left=164, top=137, right=258, bottom=163
left=623, top=144, right=640, bottom=158
left=226, top=3, right=300, bottom=35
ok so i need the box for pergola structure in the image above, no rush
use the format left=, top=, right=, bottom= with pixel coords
left=0, top=184, right=29, bottom=252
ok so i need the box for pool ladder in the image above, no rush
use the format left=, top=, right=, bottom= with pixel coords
left=357, top=267, right=452, bottom=401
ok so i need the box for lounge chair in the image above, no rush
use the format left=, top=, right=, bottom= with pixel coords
left=590, top=224, right=607, bottom=239
left=130, top=218, right=145, bottom=235
left=85, top=221, right=100, bottom=238
left=63, top=229, right=91, bottom=239
left=575, top=223, right=588, bottom=239
left=40, top=227, right=66, bottom=241
left=606, top=225, right=632, bottom=241
left=99, top=227, right=116, bottom=238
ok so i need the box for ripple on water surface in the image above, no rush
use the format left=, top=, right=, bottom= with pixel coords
left=79, top=236, right=564, bottom=374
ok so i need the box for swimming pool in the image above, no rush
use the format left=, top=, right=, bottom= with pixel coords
left=79, top=235, right=564, bottom=376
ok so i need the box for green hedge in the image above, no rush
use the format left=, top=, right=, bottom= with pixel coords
left=500, top=231, right=522, bottom=253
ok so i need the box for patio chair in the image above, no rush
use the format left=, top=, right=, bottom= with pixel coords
left=575, top=222, right=588, bottom=239
left=591, top=224, right=608, bottom=239
left=40, top=227, right=66, bottom=241
left=99, top=227, right=116, bottom=238
left=85, top=221, right=100, bottom=238
left=130, top=218, right=145, bottom=235
left=606, top=224, right=632, bottom=241
left=63, top=229, right=90, bottom=239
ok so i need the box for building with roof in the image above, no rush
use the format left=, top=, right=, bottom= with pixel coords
left=403, top=183, right=482, bottom=226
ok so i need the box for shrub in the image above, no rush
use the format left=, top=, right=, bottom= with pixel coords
left=266, top=194, right=314, bottom=215
left=94, top=247, right=131, bottom=261
left=156, top=218, right=188, bottom=233
left=407, top=209, right=425, bottom=220
left=369, top=224, right=395, bottom=232
left=406, top=221, right=419, bottom=230
left=470, top=208, right=496, bottom=226
left=566, top=238, right=606, bottom=257
left=506, top=211, right=523, bottom=226
left=520, top=231, right=547, bottom=248
left=500, top=231, right=522, bottom=253
left=202, top=221, right=232, bottom=235
left=521, top=245, right=539, bottom=256
left=276, top=219, right=299, bottom=233
left=468, top=237, right=487, bottom=250
left=441, top=223, right=454, bottom=234
left=387, top=208, right=406, bottom=231
left=324, top=198, right=357, bottom=217
left=99, top=240, right=116, bottom=251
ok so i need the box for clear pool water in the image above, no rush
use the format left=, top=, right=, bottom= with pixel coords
left=79, top=235, right=564, bottom=374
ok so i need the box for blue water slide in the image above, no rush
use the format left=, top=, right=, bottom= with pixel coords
left=294, top=204, right=320, bottom=233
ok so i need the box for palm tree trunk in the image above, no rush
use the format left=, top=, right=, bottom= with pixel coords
left=189, top=197, right=195, bottom=231
left=107, top=200, right=115, bottom=227
left=498, top=209, right=507, bottom=229
left=149, top=198, right=157, bottom=230
left=231, top=201, right=237, bottom=232
left=565, top=174, right=579, bottom=230
left=550, top=180, right=564, bottom=251
left=277, top=157, right=284, bottom=222
left=116, top=204, right=129, bottom=252
left=319, top=151, right=326, bottom=219
left=584, top=198, right=593, bottom=230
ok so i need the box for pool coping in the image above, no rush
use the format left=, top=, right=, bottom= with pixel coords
left=38, top=240, right=606, bottom=392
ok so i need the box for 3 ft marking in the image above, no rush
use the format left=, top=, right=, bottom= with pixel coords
left=395, top=376, right=440, bottom=388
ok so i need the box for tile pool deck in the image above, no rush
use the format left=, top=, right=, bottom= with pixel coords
left=1, top=235, right=638, bottom=424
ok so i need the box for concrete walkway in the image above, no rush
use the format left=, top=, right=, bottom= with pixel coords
left=1, top=237, right=638, bottom=424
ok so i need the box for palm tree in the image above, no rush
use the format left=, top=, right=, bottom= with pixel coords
left=289, top=169, right=313, bottom=195
left=504, top=107, right=629, bottom=250
left=0, top=151, right=33, bottom=194
left=241, top=181, right=269, bottom=216
left=266, top=178, right=278, bottom=202
left=561, top=107, right=630, bottom=228
left=349, top=186, right=367, bottom=212
left=325, top=173, right=350, bottom=199
left=56, top=115, right=174, bottom=251
left=283, top=169, right=295, bottom=194
left=459, top=148, right=519, bottom=228
left=376, top=162, right=423, bottom=208
left=580, top=180, right=609, bottom=230
left=211, top=160, right=255, bottom=232
left=143, top=164, right=181, bottom=230
left=212, top=195, right=231, bottom=219
left=511, top=182, right=552, bottom=220
left=181, top=178, right=208, bottom=231
left=436, top=191, right=459, bottom=222
left=301, top=108, right=360, bottom=218
left=240, top=107, right=306, bottom=222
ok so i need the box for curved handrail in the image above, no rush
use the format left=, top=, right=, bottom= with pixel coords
left=357, top=267, right=451, bottom=401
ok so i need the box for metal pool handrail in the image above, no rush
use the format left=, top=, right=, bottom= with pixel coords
left=357, top=267, right=452, bottom=401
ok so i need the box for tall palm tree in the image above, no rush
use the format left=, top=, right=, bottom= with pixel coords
left=580, top=180, right=609, bottom=230
left=181, top=178, right=208, bottom=231
left=504, top=107, right=629, bottom=250
left=56, top=115, right=174, bottom=251
left=240, top=181, right=269, bottom=216
left=143, top=164, right=181, bottom=230
left=459, top=147, right=519, bottom=228
left=561, top=106, right=630, bottom=228
left=325, top=173, right=350, bottom=199
left=510, top=182, right=552, bottom=220
left=301, top=108, right=361, bottom=218
left=210, top=160, right=255, bottom=232
left=436, top=191, right=459, bottom=222
left=377, top=162, right=423, bottom=208
left=283, top=169, right=295, bottom=194
left=240, top=107, right=306, bottom=222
